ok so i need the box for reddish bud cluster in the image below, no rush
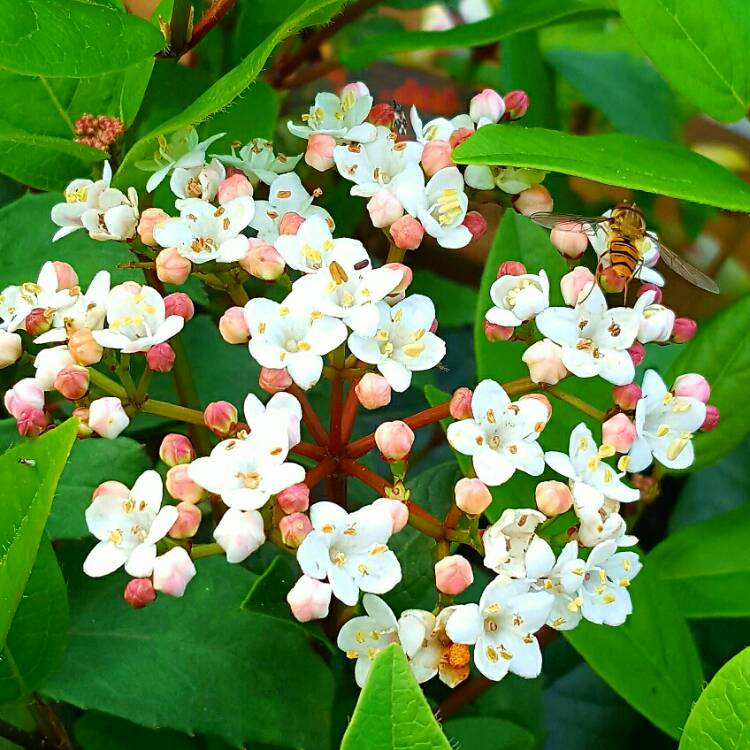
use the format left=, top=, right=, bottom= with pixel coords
left=74, top=113, right=124, bottom=150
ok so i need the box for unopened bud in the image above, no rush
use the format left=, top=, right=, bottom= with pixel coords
left=597, top=264, right=627, bottom=294
left=169, top=501, right=202, bottom=539
left=277, top=483, right=310, bottom=514
left=146, top=342, right=175, bottom=372
left=367, top=190, right=404, bottom=228
left=203, top=400, right=238, bottom=437
left=166, top=464, right=205, bottom=503
left=503, top=89, right=529, bottom=120
left=164, top=292, right=194, bottom=321
left=368, top=102, right=395, bottom=127
left=628, top=341, right=645, bottom=366
left=470, top=89, right=505, bottom=123
left=152, top=547, right=196, bottom=598
left=374, top=420, right=415, bottom=461
left=421, top=140, right=454, bottom=176
left=240, top=238, right=285, bottom=281
left=89, top=396, right=129, bottom=439
left=435, top=554, right=473, bottom=595
left=637, top=283, right=663, bottom=304
left=259, top=367, right=292, bottom=394
left=383, top=262, right=412, bottom=301
left=498, top=260, right=526, bottom=278
left=0, top=331, right=22, bottom=368
left=137, top=208, right=169, bottom=247
left=305, top=133, right=336, bottom=171
left=123, top=578, right=156, bottom=609
left=550, top=224, right=588, bottom=259
left=287, top=575, right=331, bottom=622
left=535, top=480, right=573, bottom=516
left=355, top=373, right=392, bottom=409
left=219, top=306, right=250, bottom=344
left=93, top=480, right=129, bottom=501
left=463, top=210, right=488, bottom=241
left=511, top=184, right=553, bottom=216
left=214, top=507, right=265, bottom=563
left=612, top=383, right=642, bottom=411
left=72, top=406, right=92, bottom=437
left=454, top=477, right=492, bottom=515
left=217, top=173, right=252, bottom=204
left=672, top=317, right=697, bottom=343
left=520, top=393, right=552, bottom=422
left=52, top=261, right=79, bottom=289
left=68, top=327, right=103, bottom=365
left=561, top=267, right=596, bottom=306
left=280, top=512, right=312, bottom=548
left=602, top=413, right=636, bottom=453
left=390, top=215, right=424, bottom=250
left=450, top=387, right=474, bottom=420
left=54, top=365, right=89, bottom=400
left=701, top=404, right=720, bottom=432
left=341, top=81, right=369, bottom=98
left=523, top=339, right=567, bottom=385
left=372, top=497, right=409, bottom=533
left=24, top=307, right=53, bottom=336
left=484, top=320, right=514, bottom=342
left=449, top=127, right=474, bottom=149
left=278, top=212, right=305, bottom=236
left=673, top=373, right=710, bottom=403
left=156, top=247, right=191, bottom=285
left=159, top=433, right=196, bottom=467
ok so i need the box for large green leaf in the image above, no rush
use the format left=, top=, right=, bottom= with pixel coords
left=454, top=126, right=750, bottom=211
left=565, top=565, right=703, bottom=739
left=340, top=644, right=451, bottom=750
left=679, top=646, right=750, bottom=750
left=620, top=0, right=750, bottom=122
left=410, top=270, right=477, bottom=328
left=340, top=0, right=616, bottom=69
left=74, top=711, right=198, bottom=750
left=43, top=555, right=335, bottom=749
left=0, top=0, right=164, bottom=77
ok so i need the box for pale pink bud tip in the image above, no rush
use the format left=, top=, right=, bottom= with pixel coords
left=146, top=342, right=175, bottom=373
left=374, top=420, right=415, bottom=461
left=88, top=397, right=129, bottom=439
left=137, top=208, right=169, bottom=247
left=367, top=190, right=404, bottom=228
left=159, top=433, right=196, bottom=467
left=166, top=464, right=205, bottom=504
left=0, top=331, right=22, bottom=369
left=203, top=401, right=238, bottom=437
left=612, top=383, right=642, bottom=411
left=259, top=367, right=292, bottom=394
left=93, top=480, right=129, bottom=501
left=454, top=477, right=492, bottom=515
left=54, top=365, right=89, bottom=400
left=701, top=405, right=720, bottom=432
left=602, top=413, right=637, bottom=453
left=484, top=320, right=514, bottom=342
left=280, top=513, right=313, bottom=548
left=561, top=267, right=597, bottom=306
left=435, top=555, right=474, bottom=596
left=673, top=373, right=710, bottom=403
left=390, top=215, right=424, bottom=250
left=503, top=90, right=529, bottom=120
left=421, top=140, right=454, bottom=177
left=355, top=373, right=392, bottom=409
left=511, top=184, right=553, bottom=217
left=463, top=211, right=488, bottom=241
left=672, top=317, right=697, bottom=343
left=628, top=341, right=645, bottom=366
left=156, top=247, right=191, bottom=286
left=520, top=393, right=552, bottom=422
left=164, top=292, right=194, bottom=321
left=279, top=212, right=305, bottom=236
left=305, top=133, right=337, bottom=172
left=277, top=483, right=310, bottom=514
left=523, top=339, right=567, bottom=385
left=535, top=480, right=573, bottom=516
left=52, top=261, right=79, bottom=290
left=449, top=127, right=474, bottom=149
left=152, top=547, right=196, bottom=598
left=449, top=387, right=473, bottom=420
left=550, top=224, right=588, bottom=259
left=637, top=283, right=663, bottom=304
left=219, top=306, right=250, bottom=344
left=68, top=327, right=103, bottom=366
left=341, top=81, right=369, bottom=98
left=217, top=173, right=252, bottom=204
left=241, top=238, right=285, bottom=281
left=124, top=578, right=156, bottom=609
left=372, top=497, right=409, bottom=533
left=497, top=261, right=527, bottom=278
left=287, top=575, right=332, bottom=623
left=6, top=379, right=49, bottom=436
left=169, top=501, right=202, bottom=539
left=383, top=263, right=412, bottom=295
left=469, top=89, right=505, bottom=123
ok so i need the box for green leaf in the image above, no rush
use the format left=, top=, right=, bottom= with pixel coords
left=666, top=295, right=750, bottom=470
left=679, top=645, right=750, bottom=750
left=241, top=554, right=299, bottom=621
left=74, top=711, right=198, bottom=750
left=564, top=565, right=703, bottom=739
left=619, top=0, right=750, bottom=122
left=454, top=126, right=750, bottom=211
left=340, top=644, right=451, bottom=750
left=649, top=506, right=750, bottom=619
left=442, top=717, right=535, bottom=750
left=0, top=0, right=164, bottom=77
left=423, top=384, right=472, bottom=475
left=43, top=555, right=335, bottom=749
left=339, top=0, right=616, bottom=69
left=410, top=270, right=477, bottom=328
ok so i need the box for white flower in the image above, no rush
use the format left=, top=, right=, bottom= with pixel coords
left=288, top=86, right=376, bottom=143
left=333, top=127, right=423, bottom=198
left=152, top=196, right=253, bottom=264
left=632, top=290, right=675, bottom=343
left=170, top=158, right=226, bottom=201
left=487, top=270, right=549, bottom=327
left=136, top=128, right=226, bottom=193
left=292, top=257, right=403, bottom=336
left=409, top=106, right=473, bottom=144
left=397, top=166, right=472, bottom=249
left=627, top=370, right=706, bottom=472
left=348, top=295, right=446, bottom=392
left=83, top=470, right=178, bottom=578
left=213, top=138, right=302, bottom=186
left=33, top=345, right=75, bottom=390
left=249, top=173, right=334, bottom=243
left=213, top=507, right=266, bottom=563
left=275, top=215, right=369, bottom=275
left=446, top=379, right=547, bottom=486
left=244, top=296, right=347, bottom=390
left=536, top=283, right=639, bottom=386
left=93, top=282, right=184, bottom=353
left=297, top=502, right=402, bottom=606
left=464, top=165, right=547, bottom=194
left=188, top=427, right=304, bottom=511
left=243, top=391, right=302, bottom=448
left=446, top=578, right=553, bottom=681
left=482, top=508, right=547, bottom=576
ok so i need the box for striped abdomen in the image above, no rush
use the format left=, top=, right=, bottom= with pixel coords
left=607, top=239, right=639, bottom=279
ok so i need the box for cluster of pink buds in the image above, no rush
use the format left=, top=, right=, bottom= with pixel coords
left=74, top=113, right=125, bottom=151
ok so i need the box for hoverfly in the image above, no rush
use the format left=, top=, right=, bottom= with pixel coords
left=530, top=202, right=720, bottom=295
left=392, top=100, right=409, bottom=137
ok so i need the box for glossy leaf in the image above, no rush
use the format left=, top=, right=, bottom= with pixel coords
left=443, top=718, right=535, bottom=750
left=454, top=126, right=750, bottom=211
left=410, top=271, right=477, bottom=328
left=74, top=711, right=198, bottom=750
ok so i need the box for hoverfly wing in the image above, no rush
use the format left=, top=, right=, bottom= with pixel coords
left=653, top=240, right=720, bottom=294
left=392, top=100, right=409, bottom=136
left=528, top=212, right=613, bottom=237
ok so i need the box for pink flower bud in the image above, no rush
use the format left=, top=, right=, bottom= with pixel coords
left=535, top=480, right=573, bottom=516
left=93, top=480, right=129, bottom=501
left=470, top=89, right=505, bottom=123
left=54, top=365, right=89, bottom=400
left=137, top=208, right=169, bottom=247
left=463, top=211, right=488, bottom=241
left=240, top=238, right=285, bottom=281
left=484, top=320, right=514, bottom=342
left=155, top=247, right=191, bottom=285
left=597, top=264, right=627, bottom=294
left=520, top=393, right=552, bottom=422
left=164, top=292, right=194, bottom=321
left=219, top=306, right=250, bottom=344
left=550, top=224, right=588, bottom=259
left=5, top=378, right=44, bottom=416
left=498, top=260, right=527, bottom=278
left=367, top=190, right=404, bottom=228
left=449, top=387, right=473, bottom=420
left=522, top=339, right=567, bottom=385
left=203, top=401, right=238, bottom=437
left=383, top=262, right=412, bottom=295
left=68, top=327, right=103, bottom=366
left=430, top=318, right=439, bottom=334
left=123, top=578, right=156, bottom=609
left=279, top=212, right=305, bottom=236
left=73, top=406, right=92, bottom=437
left=159, top=433, right=196, bottom=467
left=355, top=373, right=392, bottom=409
left=279, top=512, right=312, bottom=548
left=0, top=331, right=22, bottom=368
left=435, top=554, right=474, bottom=595
left=602, top=413, right=637, bottom=453
left=52, top=261, right=79, bottom=289
left=511, top=184, right=553, bottom=217
left=673, top=373, right=710, bottom=403
left=24, top=308, right=53, bottom=337
left=421, top=140, right=454, bottom=176
left=277, top=483, right=310, bottom=514
left=152, top=547, right=196, bottom=598
left=89, top=397, right=129, bottom=439
left=287, top=575, right=331, bottom=623
left=628, top=341, right=645, bottom=366
left=672, top=317, right=697, bottom=343
left=454, top=477, right=492, bottom=515
left=341, top=81, right=369, bottom=98
left=214, top=507, right=265, bottom=562
left=449, top=127, right=474, bottom=149
left=169, top=501, right=202, bottom=539
left=612, top=383, right=642, bottom=411
left=368, top=102, right=396, bottom=127
left=259, top=366, right=292, bottom=394
left=637, top=283, right=663, bottom=304
left=374, top=420, right=415, bottom=461
left=166, top=464, right=205, bottom=503
left=15, top=408, right=49, bottom=437
left=390, top=215, right=424, bottom=250
left=217, top=173, right=252, bottom=204
left=372, top=497, right=409, bottom=533
left=305, top=133, right=336, bottom=171
left=561, top=267, right=597, bottom=306
left=146, top=342, right=175, bottom=372
left=701, top=404, right=720, bottom=432
left=503, top=89, right=529, bottom=120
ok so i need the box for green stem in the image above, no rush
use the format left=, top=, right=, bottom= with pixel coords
left=116, top=353, right=137, bottom=397
left=88, top=368, right=129, bottom=401
left=135, top=365, right=153, bottom=404
left=190, top=542, right=224, bottom=560
left=141, top=398, right=205, bottom=425
left=546, top=385, right=607, bottom=422
left=385, top=241, right=406, bottom=264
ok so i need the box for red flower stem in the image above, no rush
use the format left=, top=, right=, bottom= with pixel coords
left=329, top=375, right=344, bottom=455
left=340, top=376, right=362, bottom=445
left=291, top=442, right=327, bottom=461
left=305, top=458, right=337, bottom=489
left=288, top=384, right=328, bottom=446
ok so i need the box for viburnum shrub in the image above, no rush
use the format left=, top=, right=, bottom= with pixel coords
left=2, top=1, right=750, bottom=748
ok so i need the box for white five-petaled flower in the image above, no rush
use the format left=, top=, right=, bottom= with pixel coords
left=297, top=502, right=402, bottom=606
left=487, top=270, right=549, bottom=327
left=409, top=106, right=474, bottom=144
left=152, top=196, right=253, bottom=264
left=243, top=391, right=303, bottom=448
left=446, top=379, right=548, bottom=486
left=446, top=578, right=554, bottom=682
left=347, top=295, right=446, bottom=392
left=170, top=157, right=226, bottom=201
left=83, top=470, right=178, bottom=578
left=632, top=290, right=675, bottom=343
left=627, top=370, right=706, bottom=473
left=51, top=161, right=139, bottom=242
left=244, top=296, right=347, bottom=390
left=213, top=138, right=302, bottom=186
left=288, top=86, right=376, bottom=143
left=249, top=173, right=333, bottom=243
left=482, top=508, right=547, bottom=577
left=535, top=283, right=639, bottom=386
left=92, top=282, right=184, bottom=353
